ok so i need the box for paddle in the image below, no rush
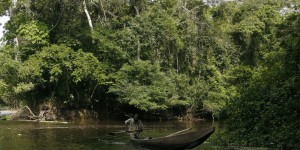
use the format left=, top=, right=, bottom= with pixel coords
left=165, top=128, right=192, bottom=137
left=108, top=129, right=143, bottom=136
left=108, top=130, right=127, bottom=135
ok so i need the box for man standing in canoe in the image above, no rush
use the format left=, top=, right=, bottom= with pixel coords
left=125, top=114, right=143, bottom=139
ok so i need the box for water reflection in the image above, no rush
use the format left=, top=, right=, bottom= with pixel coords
left=0, top=120, right=219, bottom=150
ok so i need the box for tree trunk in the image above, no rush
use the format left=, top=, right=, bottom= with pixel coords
left=176, top=53, right=179, bottom=73
left=137, top=38, right=140, bottom=61
left=83, top=0, right=93, bottom=31
left=134, top=6, right=139, bottom=16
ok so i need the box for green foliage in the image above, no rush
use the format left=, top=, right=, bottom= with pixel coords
left=92, top=26, right=127, bottom=69
left=130, top=4, right=183, bottom=65
left=0, top=46, right=34, bottom=106
left=0, top=0, right=11, bottom=15
left=24, top=44, right=107, bottom=106
left=110, top=60, right=190, bottom=112
left=230, top=0, right=283, bottom=66
left=3, top=13, right=31, bottom=44
left=222, top=9, right=300, bottom=148
left=224, top=66, right=300, bottom=147
left=17, top=20, right=49, bottom=46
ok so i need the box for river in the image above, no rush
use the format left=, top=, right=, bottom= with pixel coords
left=0, top=120, right=221, bottom=150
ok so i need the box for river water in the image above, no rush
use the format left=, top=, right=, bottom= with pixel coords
left=0, top=120, right=220, bottom=150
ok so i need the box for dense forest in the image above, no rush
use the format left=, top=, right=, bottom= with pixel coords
left=0, top=0, right=299, bottom=148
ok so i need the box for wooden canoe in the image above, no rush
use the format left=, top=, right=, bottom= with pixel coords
left=130, top=127, right=215, bottom=150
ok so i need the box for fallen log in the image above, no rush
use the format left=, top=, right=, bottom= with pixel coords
left=12, top=106, right=57, bottom=121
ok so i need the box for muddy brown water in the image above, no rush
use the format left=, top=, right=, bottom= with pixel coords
left=0, top=120, right=221, bottom=150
